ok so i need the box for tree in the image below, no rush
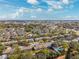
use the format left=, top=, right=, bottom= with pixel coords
left=0, top=43, right=5, bottom=55
left=65, top=43, right=73, bottom=59
left=13, top=45, right=21, bottom=54
left=23, top=51, right=33, bottom=59
left=9, top=54, right=20, bottom=59
left=36, top=49, right=50, bottom=59
left=42, top=39, right=48, bottom=43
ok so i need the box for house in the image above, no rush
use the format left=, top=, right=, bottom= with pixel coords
left=3, top=31, right=11, bottom=41
left=3, top=47, right=14, bottom=54
left=0, top=54, right=7, bottom=59
left=48, top=43, right=64, bottom=54
left=16, top=28, right=25, bottom=36
left=28, top=38, right=34, bottom=42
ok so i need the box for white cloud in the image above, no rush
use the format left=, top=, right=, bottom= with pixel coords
left=0, top=7, right=44, bottom=19
left=61, top=16, right=79, bottom=20
left=36, top=8, right=43, bottom=12
left=0, top=16, right=7, bottom=19
left=61, top=0, right=69, bottom=4
left=45, top=1, right=63, bottom=10
left=52, top=4, right=63, bottom=9
left=43, top=0, right=74, bottom=10
left=0, top=7, right=31, bottom=19
left=45, top=1, right=53, bottom=6
left=48, top=8, right=53, bottom=12
left=11, top=7, right=30, bottom=18
left=27, top=0, right=38, bottom=4
left=31, top=15, right=36, bottom=18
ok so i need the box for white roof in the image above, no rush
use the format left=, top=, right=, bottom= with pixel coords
left=0, top=54, right=7, bottom=59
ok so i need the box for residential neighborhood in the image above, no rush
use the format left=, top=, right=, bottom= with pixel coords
left=0, top=21, right=78, bottom=59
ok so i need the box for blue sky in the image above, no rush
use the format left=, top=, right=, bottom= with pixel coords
left=0, top=0, right=79, bottom=20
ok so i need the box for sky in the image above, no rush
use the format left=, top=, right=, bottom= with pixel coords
left=0, top=0, right=79, bottom=20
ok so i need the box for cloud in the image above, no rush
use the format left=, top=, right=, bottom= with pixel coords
left=0, top=7, right=43, bottom=19
left=52, top=3, right=63, bottom=9
left=27, top=0, right=38, bottom=4
left=44, top=0, right=75, bottom=11
left=0, top=16, right=6, bottom=19
left=36, top=8, right=43, bottom=12
left=61, top=0, right=69, bottom=4
left=31, top=15, right=36, bottom=19
left=61, top=15, right=79, bottom=20
left=45, top=1, right=63, bottom=10
left=0, top=7, right=31, bottom=19
left=48, top=8, right=53, bottom=12
left=11, top=7, right=30, bottom=18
